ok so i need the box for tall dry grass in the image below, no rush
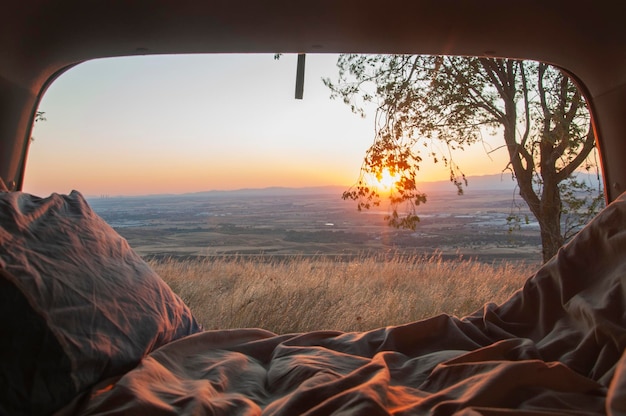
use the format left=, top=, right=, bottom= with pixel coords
left=150, top=254, right=537, bottom=334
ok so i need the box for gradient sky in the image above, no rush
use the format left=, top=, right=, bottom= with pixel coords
left=24, top=53, right=510, bottom=197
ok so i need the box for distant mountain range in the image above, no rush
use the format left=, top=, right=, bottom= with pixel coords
left=187, top=172, right=602, bottom=197
left=419, top=173, right=518, bottom=192
left=180, top=174, right=520, bottom=198
left=89, top=172, right=602, bottom=200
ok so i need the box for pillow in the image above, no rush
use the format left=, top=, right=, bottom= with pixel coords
left=0, top=191, right=202, bottom=415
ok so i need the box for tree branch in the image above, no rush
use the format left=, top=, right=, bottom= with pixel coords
left=556, top=127, right=596, bottom=181
left=519, top=62, right=531, bottom=149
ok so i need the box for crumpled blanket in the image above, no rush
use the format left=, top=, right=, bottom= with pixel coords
left=57, top=192, right=626, bottom=415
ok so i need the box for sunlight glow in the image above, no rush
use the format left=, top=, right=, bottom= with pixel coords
left=378, top=169, right=399, bottom=189
left=365, top=168, right=399, bottom=193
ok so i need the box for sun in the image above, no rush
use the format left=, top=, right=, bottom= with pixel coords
left=379, top=169, right=399, bottom=189
left=366, top=168, right=399, bottom=192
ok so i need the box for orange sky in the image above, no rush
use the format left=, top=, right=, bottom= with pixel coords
left=24, top=54, right=510, bottom=197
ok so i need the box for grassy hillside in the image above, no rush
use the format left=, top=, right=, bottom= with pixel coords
left=152, top=254, right=537, bottom=334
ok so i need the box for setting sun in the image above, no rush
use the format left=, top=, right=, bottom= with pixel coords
left=379, top=169, right=399, bottom=189
left=364, top=168, right=399, bottom=192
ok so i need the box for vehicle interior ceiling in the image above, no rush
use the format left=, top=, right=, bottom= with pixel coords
left=1, top=1, right=625, bottom=204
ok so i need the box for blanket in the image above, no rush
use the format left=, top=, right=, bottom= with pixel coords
left=56, top=192, right=626, bottom=415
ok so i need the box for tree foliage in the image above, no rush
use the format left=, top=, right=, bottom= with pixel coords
left=324, top=55, right=602, bottom=262
left=30, top=111, right=46, bottom=143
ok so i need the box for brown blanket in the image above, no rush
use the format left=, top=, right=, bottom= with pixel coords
left=56, top=193, right=626, bottom=415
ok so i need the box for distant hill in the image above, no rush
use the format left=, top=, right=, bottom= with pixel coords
left=177, top=177, right=514, bottom=199
left=188, top=185, right=348, bottom=198
left=185, top=172, right=601, bottom=197
left=181, top=174, right=518, bottom=198
left=418, top=171, right=602, bottom=193
left=418, top=173, right=518, bottom=192
left=89, top=172, right=601, bottom=200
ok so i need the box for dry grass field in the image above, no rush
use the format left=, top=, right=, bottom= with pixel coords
left=152, top=254, right=538, bottom=334
left=94, top=189, right=544, bottom=333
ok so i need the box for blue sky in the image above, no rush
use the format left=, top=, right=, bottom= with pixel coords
left=24, top=53, right=509, bottom=197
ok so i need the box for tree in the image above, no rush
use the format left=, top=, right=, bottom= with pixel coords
left=30, top=111, right=46, bottom=143
left=324, top=55, right=602, bottom=263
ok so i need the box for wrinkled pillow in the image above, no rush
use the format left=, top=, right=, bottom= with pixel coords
left=0, top=191, right=202, bottom=415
